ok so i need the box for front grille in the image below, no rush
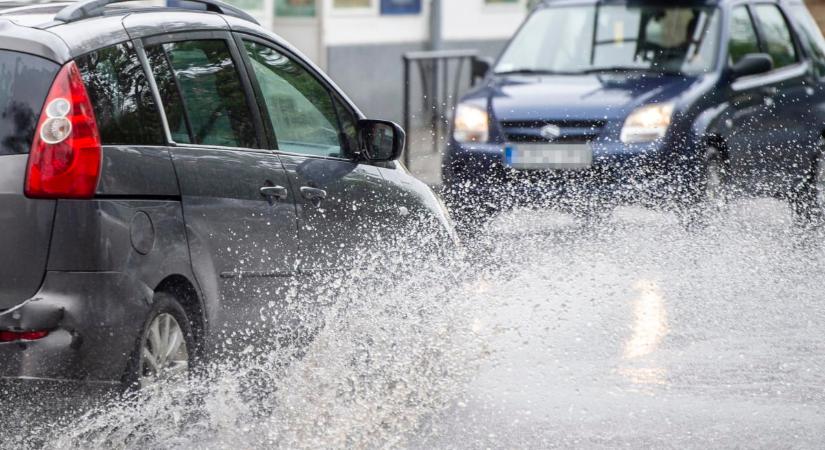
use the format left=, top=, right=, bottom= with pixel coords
left=501, top=119, right=607, bottom=144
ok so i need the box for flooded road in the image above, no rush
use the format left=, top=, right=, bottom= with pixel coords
left=4, top=199, right=825, bottom=449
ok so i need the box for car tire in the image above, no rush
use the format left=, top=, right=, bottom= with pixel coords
left=123, top=293, right=196, bottom=391
left=790, top=138, right=825, bottom=226
left=703, top=150, right=730, bottom=210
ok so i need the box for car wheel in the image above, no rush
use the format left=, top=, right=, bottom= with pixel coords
left=791, top=139, right=825, bottom=225
left=703, top=153, right=729, bottom=209
left=124, top=293, right=195, bottom=391
left=677, top=147, right=729, bottom=228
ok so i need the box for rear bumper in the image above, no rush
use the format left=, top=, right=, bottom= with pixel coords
left=0, top=271, right=152, bottom=384
left=443, top=139, right=699, bottom=208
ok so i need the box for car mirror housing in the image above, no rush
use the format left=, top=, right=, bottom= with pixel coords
left=731, top=53, right=774, bottom=79
left=357, top=119, right=406, bottom=163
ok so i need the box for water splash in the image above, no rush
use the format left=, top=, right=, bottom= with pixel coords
left=5, top=197, right=825, bottom=449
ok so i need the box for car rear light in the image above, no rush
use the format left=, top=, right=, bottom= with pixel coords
left=25, top=60, right=101, bottom=199
left=0, top=330, right=50, bottom=342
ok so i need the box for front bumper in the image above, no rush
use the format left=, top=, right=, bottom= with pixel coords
left=0, top=271, right=153, bottom=384
left=443, top=139, right=699, bottom=208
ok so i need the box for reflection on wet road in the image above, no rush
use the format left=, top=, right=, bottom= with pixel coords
left=619, top=280, right=669, bottom=386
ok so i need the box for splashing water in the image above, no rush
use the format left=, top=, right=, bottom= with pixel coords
left=4, top=198, right=825, bottom=449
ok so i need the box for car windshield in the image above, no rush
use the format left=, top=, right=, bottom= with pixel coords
left=495, top=5, right=722, bottom=76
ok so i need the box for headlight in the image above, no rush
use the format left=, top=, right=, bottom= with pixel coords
left=453, top=104, right=489, bottom=143
left=620, top=103, right=675, bottom=144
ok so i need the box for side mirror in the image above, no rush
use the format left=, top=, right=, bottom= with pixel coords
left=357, top=119, right=405, bottom=162
left=731, top=53, right=774, bottom=79
left=472, top=56, right=493, bottom=83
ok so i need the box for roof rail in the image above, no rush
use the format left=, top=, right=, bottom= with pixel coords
left=0, top=2, right=73, bottom=16
left=54, top=0, right=260, bottom=25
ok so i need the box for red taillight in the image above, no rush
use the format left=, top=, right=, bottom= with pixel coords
left=25, top=61, right=101, bottom=199
left=0, top=330, right=50, bottom=342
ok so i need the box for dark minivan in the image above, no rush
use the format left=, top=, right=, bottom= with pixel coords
left=445, top=0, right=825, bottom=223
left=0, top=0, right=453, bottom=389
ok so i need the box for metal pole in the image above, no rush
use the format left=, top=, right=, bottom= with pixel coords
left=428, top=0, right=442, bottom=161
left=403, top=56, right=411, bottom=168
left=429, top=0, right=443, bottom=51
left=262, top=0, right=274, bottom=31
left=317, top=0, right=326, bottom=69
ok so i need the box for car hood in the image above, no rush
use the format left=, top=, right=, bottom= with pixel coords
left=470, top=73, right=700, bottom=123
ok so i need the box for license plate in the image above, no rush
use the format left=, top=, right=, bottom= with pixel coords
left=505, top=144, right=593, bottom=170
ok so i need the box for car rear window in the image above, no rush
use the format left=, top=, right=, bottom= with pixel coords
left=76, top=42, right=165, bottom=146
left=0, top=50, right=58, bottom=156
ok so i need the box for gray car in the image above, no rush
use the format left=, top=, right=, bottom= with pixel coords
left=0, top=0, right=453, bottom=390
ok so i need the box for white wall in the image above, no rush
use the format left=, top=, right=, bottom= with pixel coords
left=273, top=18, right=323, bottom=64
left=321, top=0, right=528, bottom=46
left=257, top=0, right=530, bottom=66
left=321, top=0, right=430, bottom=47
left=441, top=0, right=527, bottom=42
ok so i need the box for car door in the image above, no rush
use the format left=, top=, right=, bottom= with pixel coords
left=750, top=3, right=818, bottom=190
left=237, top=36, right=388, bottom=272
left=788, top=1, right=825, bottom=163
left=726, top=3, right=812, bottom=192
left=141, top=34, right=300, bottom=337
left=725, top=4, right=775, bottom=190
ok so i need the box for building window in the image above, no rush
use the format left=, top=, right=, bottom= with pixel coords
left=334, top=0, right=370, bottom=8
left=276, top=0, right=315, bottom=17
left=380, top=0, right=420, bottom=15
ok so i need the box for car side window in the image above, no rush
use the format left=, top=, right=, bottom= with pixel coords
left=791, top=4, right=825, bottom=78
left=75, top=42, right=164, bottom=146
left=753, top=4, right=798, bottom=69
left=147, top=40, right=258, bottom=149
left=729, top=6, right=761, bottom=66
left=243, top=40, right=344, bottom=158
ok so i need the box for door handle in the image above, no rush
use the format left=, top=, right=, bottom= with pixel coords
left=300, top=186, right=328, bottom=202
left=260, top=185, right=289, bottom=202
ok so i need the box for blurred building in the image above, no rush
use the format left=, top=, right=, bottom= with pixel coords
left=227, top=0, right=530, bottom=122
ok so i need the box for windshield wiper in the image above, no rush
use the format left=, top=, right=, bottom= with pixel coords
left=494, top=68, right=574, bottom=76
left=579, top=66, right=684, bottom=76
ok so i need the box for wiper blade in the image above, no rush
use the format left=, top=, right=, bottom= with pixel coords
left=580, top=66, right=683, bottom=76
left=494, top=68, right=574, bottom=76
left=580, top=66, right=650, bottom=74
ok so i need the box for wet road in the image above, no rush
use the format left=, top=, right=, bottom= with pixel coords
left=4, top=199, right=825, bottom=449
left=416, top=200, right=825, bottom=448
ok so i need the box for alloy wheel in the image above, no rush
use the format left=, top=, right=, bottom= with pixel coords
left=139, top=313, right=189, bottom=388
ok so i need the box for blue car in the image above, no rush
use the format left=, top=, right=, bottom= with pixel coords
left=445, top=0, right=825, bottom=224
